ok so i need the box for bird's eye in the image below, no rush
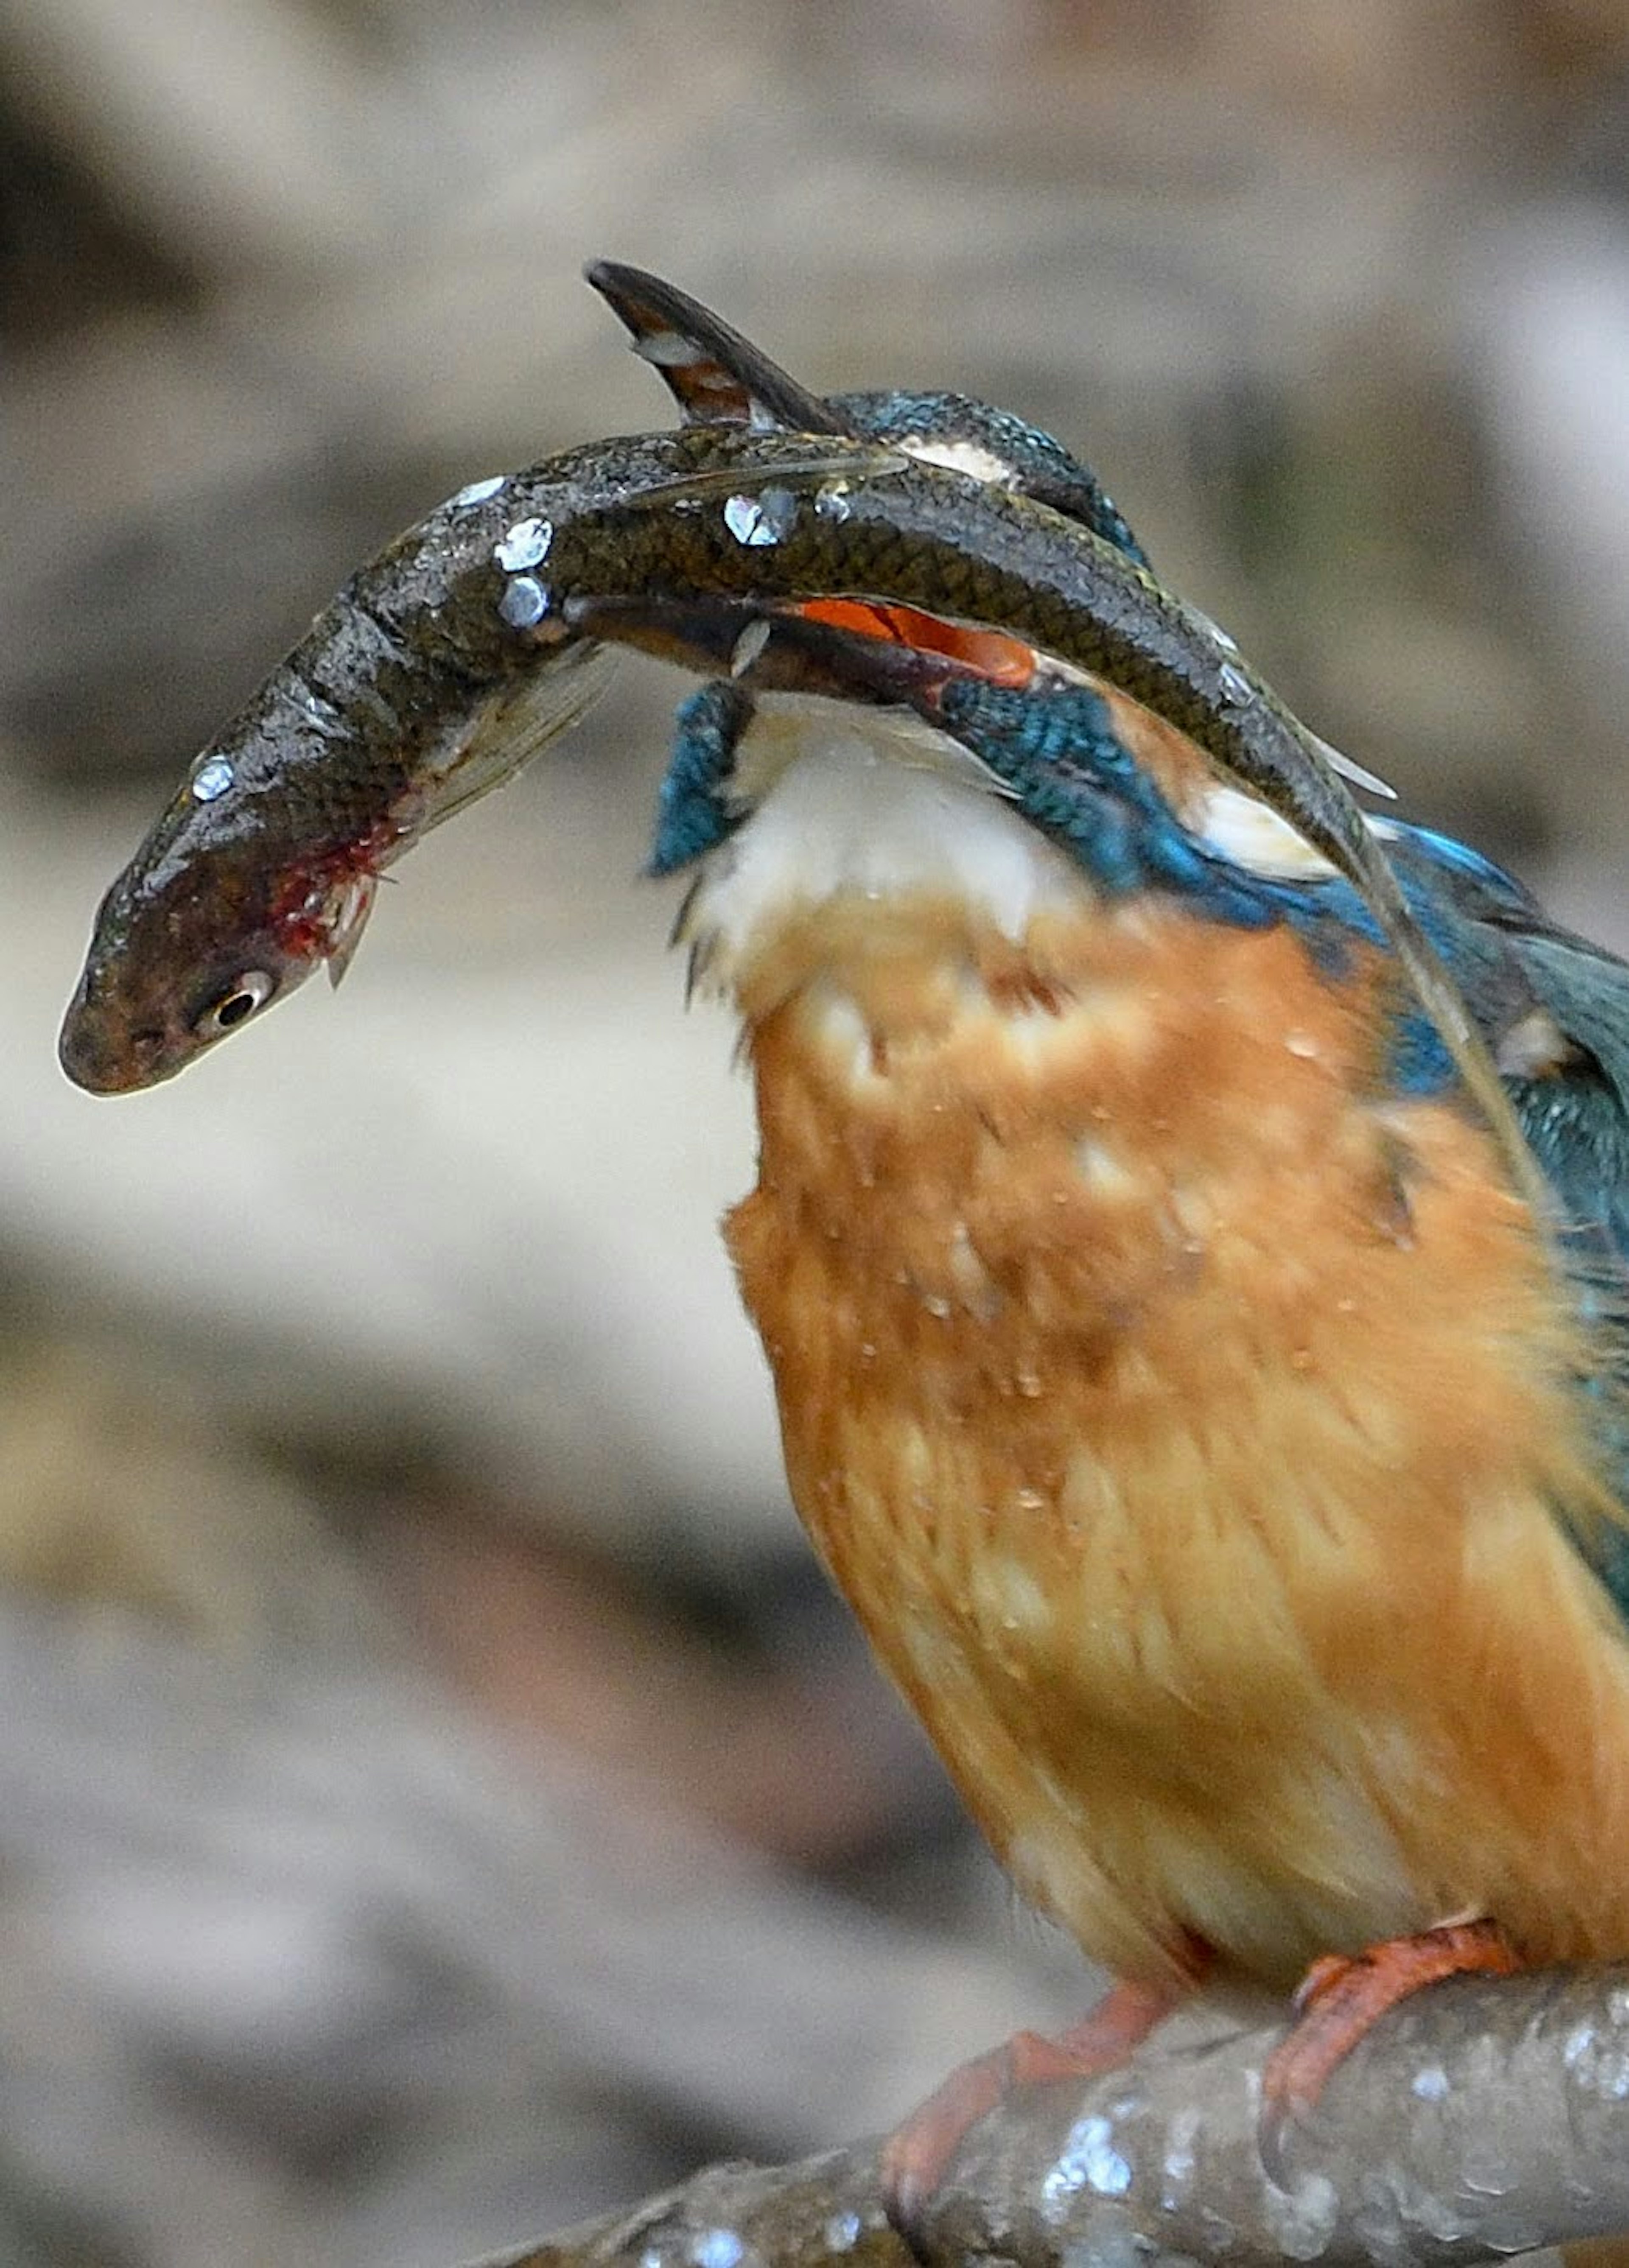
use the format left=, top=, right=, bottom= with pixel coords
left=193, top=970, right=276, bottom=1040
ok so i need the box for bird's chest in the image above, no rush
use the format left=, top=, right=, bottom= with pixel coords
left=688, top=718, right=1623, bottom=1982
left=722, top=881, right=1379, bottom=1746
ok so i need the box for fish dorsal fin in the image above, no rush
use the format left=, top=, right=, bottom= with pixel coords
left=588, top=265, right=1157, bottom=574
left=585, top=260, right=842, bottom=434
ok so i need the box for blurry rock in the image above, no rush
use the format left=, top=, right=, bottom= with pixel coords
left=0, top=1333, right=390, bottom=1650
left=387, top=1504, right=944, bottom=1863
left=0, top=1598, right=1081, bottom=2266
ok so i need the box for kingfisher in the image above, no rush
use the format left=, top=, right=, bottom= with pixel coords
left=574, top=267, right=1629, bottom=2210
left=51, top=254, right=1629, bottom=2224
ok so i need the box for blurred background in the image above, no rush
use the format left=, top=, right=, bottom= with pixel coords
left=3, top=0, right=1629, bottom=2260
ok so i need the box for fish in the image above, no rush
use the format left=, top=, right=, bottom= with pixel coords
left=56, top=428, right=896, bottom=1093
left=61, top=272, right=1537, bottom=1222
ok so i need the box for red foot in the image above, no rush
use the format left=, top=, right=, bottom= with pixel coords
left=879, top=1969, right=1195, bottom=2239
left=1260, top=1918, right=1521, bottom=2184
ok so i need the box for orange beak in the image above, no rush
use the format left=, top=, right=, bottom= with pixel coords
left=790, top=599, right=1037, bottom=690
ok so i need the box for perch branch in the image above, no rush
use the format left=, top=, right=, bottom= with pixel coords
left=490, top=1962, right=1629, bottom=2268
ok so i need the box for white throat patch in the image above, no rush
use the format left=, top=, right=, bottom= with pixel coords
left=680, top=697, right=1090, bottom=990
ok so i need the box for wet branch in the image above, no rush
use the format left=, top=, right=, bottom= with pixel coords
left=489, top=1963, right=1629, bottom=2268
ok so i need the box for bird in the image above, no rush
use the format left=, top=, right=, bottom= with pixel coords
left=571, top=268, right=1629, bottom=2217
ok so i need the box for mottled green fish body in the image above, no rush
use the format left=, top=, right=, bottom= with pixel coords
left=60, top=415, right=1543, bottom=1225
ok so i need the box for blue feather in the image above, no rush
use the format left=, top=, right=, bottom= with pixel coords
left=831, top=390, right=1151, bottom=570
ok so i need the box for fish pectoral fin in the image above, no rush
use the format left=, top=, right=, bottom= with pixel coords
left=323, top=874, right=378, bottom=987
left=417, top=640, right=621, bottom=839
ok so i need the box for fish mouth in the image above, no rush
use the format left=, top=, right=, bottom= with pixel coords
left=56, top=1001, right=179, bottom=1095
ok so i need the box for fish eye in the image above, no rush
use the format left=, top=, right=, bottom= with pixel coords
left=193, top=970, right=276, bottom=1040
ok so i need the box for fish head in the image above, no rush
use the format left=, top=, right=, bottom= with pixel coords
left=58, top=768, right=381, bottom=1094
left=58, top=566, right=619, bottom=1097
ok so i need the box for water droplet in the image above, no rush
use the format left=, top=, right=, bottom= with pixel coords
left=190, top=757, right=235, bottom=802
left=1042, top=2114, right=1132, bottom=2218
left=1411, top=2063, right=1450, bottom=2100
left=923, top=1294, right=951, bottom=1320
left=498, top=576, right=549, bottom=629
left=1014, top=1368, right=1044, bottom=1398
left=815, top=481, right=853, bottom=520
left=495, top=516, right=554, bottom=571
left=823, top=2212, right=862, bottom=2252
left=689, top=2232, right=745, bottom=2268
left=1560, top=2015, right=1629, bottom=2100
left=1218, top=661, right=1254, bottom=705
left=450, top=473, right=505, bottom=509
left=724, top=488, right=797, bottom=546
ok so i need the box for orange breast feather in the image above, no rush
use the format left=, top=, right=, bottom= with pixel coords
left=722, top=878, right=1629, bottom=1990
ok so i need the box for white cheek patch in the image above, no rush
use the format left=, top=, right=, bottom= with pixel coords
left=898, top=432, right=1021, bottom=487
left=1495, top=1007, right=1575, bottom=1080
